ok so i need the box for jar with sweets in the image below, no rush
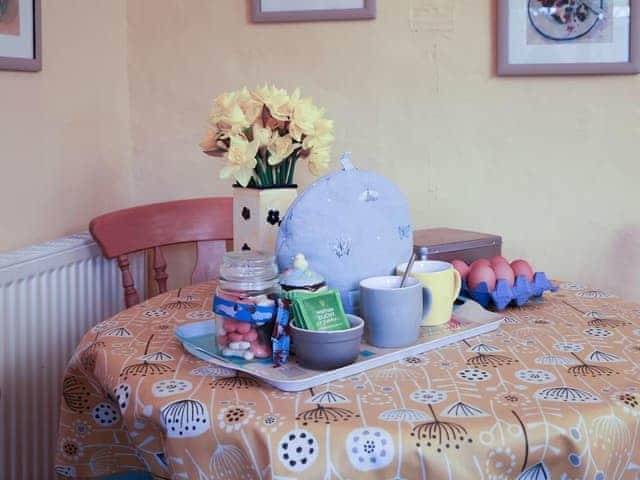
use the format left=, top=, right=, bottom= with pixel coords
left=214, top=251, right=280, bottom=361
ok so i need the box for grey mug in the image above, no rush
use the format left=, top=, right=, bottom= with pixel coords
left=359, top=276, right=432, bottom=348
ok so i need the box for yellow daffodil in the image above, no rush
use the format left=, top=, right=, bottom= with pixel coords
left=290, top=97, right=323, bottom=141
left=314, top=117, right=333, bottom=137
left=251, top=84, right=272, bottom=104
left=252, top=124, right=272, bottom=148
left=220, top=135, right=259, bottom=187
left=287, top=88, right=301, bottom=111
left=236, top=87, right=263, bottom=125
left=199, top=128, right=219, bottom=154
left=252, top=84, right=291, bottom=121
left=302, top=117, right=334, bottom=150
left=267, top=133, right=299, bottom=166
left=208, top=91, right=248, bottom=137
left=268, top=88, right=292, bottom=121
left=202, top=86, right=333, bottom=185
left=211, top=90, right=236, bottom=113
left=308, top=145, right=331, bottom=176
left=199, top=128, right=227, bottom=157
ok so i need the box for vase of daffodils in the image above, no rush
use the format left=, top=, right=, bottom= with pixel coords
left=200, top=85, right=333, bottom=252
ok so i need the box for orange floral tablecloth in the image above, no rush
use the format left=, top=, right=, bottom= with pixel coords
left=55, top=281, right=640, bottom=479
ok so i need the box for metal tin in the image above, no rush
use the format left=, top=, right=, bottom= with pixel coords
left=413, top=228, right=502, bottom=264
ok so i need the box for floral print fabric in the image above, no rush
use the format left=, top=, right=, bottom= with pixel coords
left=55, top=281, right=640, bottom=479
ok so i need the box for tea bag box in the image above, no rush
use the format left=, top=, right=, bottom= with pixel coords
left=413, top=228, right=502, bottom=263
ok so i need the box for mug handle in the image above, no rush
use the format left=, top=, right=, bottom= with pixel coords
left=451, top=269, right=462, bottom=303
left=421, top=286, right=432, bottom=324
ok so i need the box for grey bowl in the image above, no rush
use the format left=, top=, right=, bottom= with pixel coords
left=290, top=314, right=364, bottom=370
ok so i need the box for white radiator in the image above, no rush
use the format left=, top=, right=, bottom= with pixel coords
left=0, top=232, right=146, bottom=480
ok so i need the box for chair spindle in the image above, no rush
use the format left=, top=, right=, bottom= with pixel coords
left=118, top=254, right=140, bottom=308
left=153, top=246, right=169, bottom=294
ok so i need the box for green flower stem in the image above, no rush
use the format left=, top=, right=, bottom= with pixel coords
left=279, top=159, right=288, bottom=185
left=265, top=151, right=277, bottom=187
left=262, top=155, right=272, bottom=186
left=286, top=156, right=298, bottom=185
left=284, top=159, right=290, bottom=184
left=251, top=151, right=299, bottom=187
left=263, top=155, right=272, bottom=186
left=282, top=158, right=291, bottom=185
left=253, top=160, right=262, bottom=186
left=254, top=155, right=268, bottom=187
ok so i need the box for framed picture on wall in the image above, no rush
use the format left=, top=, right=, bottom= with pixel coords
left=498, top=0, right=639, bottom=75
left=251, top=0, right=376, bottom=23
left=0, top=0, right=41, bottom=71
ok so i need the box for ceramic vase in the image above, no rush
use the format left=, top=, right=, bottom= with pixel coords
left=232, top=186, right=298, bottom=252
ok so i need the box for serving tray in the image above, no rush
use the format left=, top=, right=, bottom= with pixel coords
left=175, top=299, right=504, bottom=392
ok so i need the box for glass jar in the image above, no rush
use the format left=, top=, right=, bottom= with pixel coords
left=214, top=251, right=280, bottom=361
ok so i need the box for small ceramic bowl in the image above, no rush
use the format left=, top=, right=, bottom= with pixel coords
left=290, top=314, right=364, bottom=370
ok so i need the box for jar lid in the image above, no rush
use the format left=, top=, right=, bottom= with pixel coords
left=279, top=253, right=326, bottom=288
left=219, top=251, right=279, bottom=283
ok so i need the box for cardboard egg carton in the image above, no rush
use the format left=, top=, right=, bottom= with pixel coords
left=461, top=272, right=558, bottom=311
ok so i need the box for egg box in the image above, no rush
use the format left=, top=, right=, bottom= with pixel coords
left=461, top=272, right=558, bottom=311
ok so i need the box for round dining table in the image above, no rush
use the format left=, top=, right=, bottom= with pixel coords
left=55, top=280, right=640, bottom=480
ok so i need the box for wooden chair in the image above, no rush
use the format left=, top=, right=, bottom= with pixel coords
left=89, top=197, right=233, bottom=308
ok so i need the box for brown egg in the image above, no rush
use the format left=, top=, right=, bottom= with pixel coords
left=470, top=258, right=491, bottom=270
left=489, top=255, right=509, bottom=267
left=467, top=264, right=497, bottom=291
left=492, top=262, right=515, bottom=287
left=451, top=260, right=470, bottom=280
left=510, top=259, right=534, bottom=283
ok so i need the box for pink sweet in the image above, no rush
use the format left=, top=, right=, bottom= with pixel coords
left=217, top=334, right=229, bottom=347
left=228, top=332, right=244, bottom=342
left=236, top=321, right=251, bottom=334
left=243, top=329, right=258, bottom=342
left=250, top=341, right=271, bottom=358
left=223, top=318, right=238, bottom=332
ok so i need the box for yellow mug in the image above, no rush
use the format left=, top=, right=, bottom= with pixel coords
left=396, top=260, right=461, bottom=326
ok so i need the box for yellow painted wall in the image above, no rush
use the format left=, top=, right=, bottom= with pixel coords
left=126, top=0, right=640, bottom=299
left=1, top=1, right=638, bottom=300
left=0, top=0, right=133, bottom=252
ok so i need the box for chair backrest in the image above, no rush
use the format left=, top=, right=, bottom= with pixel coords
left=89, top=197, right=233, bottom=308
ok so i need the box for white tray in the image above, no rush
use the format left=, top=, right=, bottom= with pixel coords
left=175, top=300, right=504, bottom=392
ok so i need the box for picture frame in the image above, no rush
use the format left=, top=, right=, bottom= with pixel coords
left=251, top=0, right=376, bottom=23
left=498, top=0, right=639, bottom=75
left=0, top=0, right=41, bottom=72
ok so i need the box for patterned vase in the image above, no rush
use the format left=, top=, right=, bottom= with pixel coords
left=232, top=186, right=298, bottom=252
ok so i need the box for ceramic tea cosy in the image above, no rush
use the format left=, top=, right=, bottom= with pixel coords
left=276, top=154, right=413, bottom=313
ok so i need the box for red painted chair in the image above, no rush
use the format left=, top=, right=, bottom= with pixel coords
left=89, top=197, right=233, bottom=308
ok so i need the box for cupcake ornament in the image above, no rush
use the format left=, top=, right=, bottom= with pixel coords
left=280, top=254, right=327, bottom=293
